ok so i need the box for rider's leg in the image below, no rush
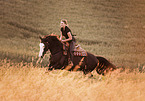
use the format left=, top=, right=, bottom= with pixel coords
left=69, top=41, right=75, bottom=65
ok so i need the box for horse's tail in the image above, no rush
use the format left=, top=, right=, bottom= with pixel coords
left=96, top=56, right=117, bottom=75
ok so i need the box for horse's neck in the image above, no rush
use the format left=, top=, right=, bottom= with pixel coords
left=49, top=40, right=63, bottom=55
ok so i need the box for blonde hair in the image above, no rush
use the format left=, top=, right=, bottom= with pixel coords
left=61, top=19, right=68, bottom=25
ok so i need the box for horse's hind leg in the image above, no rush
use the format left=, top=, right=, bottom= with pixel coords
left=64, top=64, right=73, bottom=71
left=83, top=71, right=93, bottom=77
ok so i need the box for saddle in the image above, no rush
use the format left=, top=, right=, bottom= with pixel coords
left=63, top=43, right=87, bottom=57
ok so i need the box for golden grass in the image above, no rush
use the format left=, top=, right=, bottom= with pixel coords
left=0, top=59, right=145, bottom=101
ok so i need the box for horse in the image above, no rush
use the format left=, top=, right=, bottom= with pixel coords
left=37, top=34, right=116, bottom=76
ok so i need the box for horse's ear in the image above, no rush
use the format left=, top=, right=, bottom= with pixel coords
left=39, top=36, right=43, bottom=40
left=50, top=33, right=54, bottom=36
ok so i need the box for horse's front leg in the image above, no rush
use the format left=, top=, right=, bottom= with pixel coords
left=46, top=63, right=59, bottom=72
left=47, top=63, right=53, bottom=71
left=83, top=70, right=94, bottom=77
left=51, top=61, right=64, bottom=70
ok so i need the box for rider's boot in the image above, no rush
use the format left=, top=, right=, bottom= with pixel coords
left=68, top=58, right=73, bottom=66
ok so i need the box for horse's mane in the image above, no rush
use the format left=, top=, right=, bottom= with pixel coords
left=43, top=33, right=60, bottom=41
left=40, top=33, right=63, bottom=55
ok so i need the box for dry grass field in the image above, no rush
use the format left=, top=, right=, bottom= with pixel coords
left=0, top=0, right=145, bottom=100
left=0, top=59, right=145, bottom=101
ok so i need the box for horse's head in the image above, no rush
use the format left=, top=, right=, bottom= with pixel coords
left=38, top=36, right=50, bottom=58
left=38, top=34, right=62, bottom=58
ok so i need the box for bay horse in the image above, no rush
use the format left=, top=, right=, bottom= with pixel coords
left=37, top=34, right=116, bottom=76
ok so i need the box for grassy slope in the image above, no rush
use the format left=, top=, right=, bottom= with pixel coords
left=0, top=0, right=145, bottom=67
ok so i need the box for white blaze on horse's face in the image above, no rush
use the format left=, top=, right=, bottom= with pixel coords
left=39, top=43, right=45, bottom=57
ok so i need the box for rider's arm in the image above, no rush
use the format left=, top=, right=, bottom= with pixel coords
left=62, top=32, right=72, bottom=42
left=60, top=32, right=63, bottom=40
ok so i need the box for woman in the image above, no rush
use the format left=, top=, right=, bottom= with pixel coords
left=60, top=19, right=76, bottom=66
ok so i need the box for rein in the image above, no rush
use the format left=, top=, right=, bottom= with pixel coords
left=51, top=51, right=62, bottom=57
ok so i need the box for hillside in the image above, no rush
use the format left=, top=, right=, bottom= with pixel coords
left=0, top=0, right=145, bottom=67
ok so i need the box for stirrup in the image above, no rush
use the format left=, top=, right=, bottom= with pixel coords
left=68, top=61, right=73, bottom=66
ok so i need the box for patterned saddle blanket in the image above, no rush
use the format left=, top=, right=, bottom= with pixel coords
left=63, top=44, right=87, bottom=57
left=73, top=44, right=87, bottom=56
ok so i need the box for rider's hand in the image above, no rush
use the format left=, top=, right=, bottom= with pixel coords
left=62, top=40, right=66, bottom=43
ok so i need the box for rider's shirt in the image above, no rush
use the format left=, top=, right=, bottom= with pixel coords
left=61, top=26, right=75, bottom=42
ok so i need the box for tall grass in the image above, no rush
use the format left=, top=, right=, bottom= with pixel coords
left=0, top=59, right=145, bottom=101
